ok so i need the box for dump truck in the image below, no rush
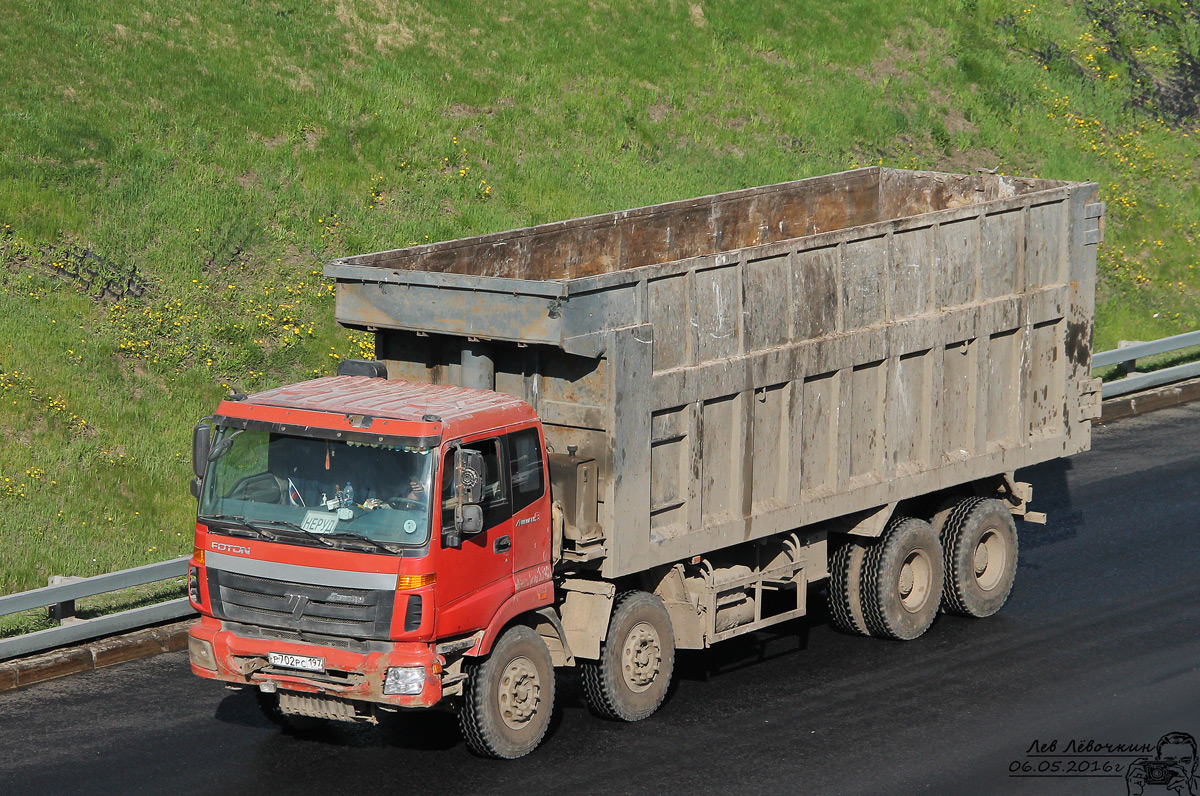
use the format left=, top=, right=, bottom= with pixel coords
left=186, top=167, right=1104, bottom=758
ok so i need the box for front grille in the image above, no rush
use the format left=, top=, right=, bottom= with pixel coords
left=236, top=623, right=373, bottom=652
left=208, top=569, right=395, bottom=640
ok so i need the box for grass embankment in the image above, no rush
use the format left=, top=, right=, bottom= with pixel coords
left=1, top=0, right=1198, bottom=594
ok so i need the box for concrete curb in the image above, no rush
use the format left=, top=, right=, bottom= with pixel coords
left=0, top=619, right=192, bottom=693
left=1100, top=376, right=1200, bottom=423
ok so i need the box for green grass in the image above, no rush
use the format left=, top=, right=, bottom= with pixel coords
left=1, top=0, right=1198, bottom=594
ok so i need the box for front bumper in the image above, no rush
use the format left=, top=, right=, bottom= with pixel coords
left=188, top=615, right=444, bottom=709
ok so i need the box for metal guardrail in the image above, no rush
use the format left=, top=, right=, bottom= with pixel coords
left=1094, top=329, right=1200, bottom=399
left=0, top=329, right=1198, bottom=664
left=0, top=556, right=194, bottom=662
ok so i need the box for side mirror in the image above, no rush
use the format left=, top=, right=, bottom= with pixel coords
left=190, top=477, right=202, bottom=500
left=455, top=504, right=484, bottom=535
left=192, top=423, right=211, bottom=479
left=454, top=448, right=485, bottom=506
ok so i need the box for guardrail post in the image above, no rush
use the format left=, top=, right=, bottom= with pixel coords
left=46, top=575, right=84, bottom=625
left=1116, top=341, right=1141, bottom=376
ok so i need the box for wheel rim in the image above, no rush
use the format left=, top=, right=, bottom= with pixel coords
left=497, top=655, right=541, bottom=730
left=621, top=621, right=662, bottom=693
left=897, top=548, right=933, bottom=612
left=973, top=528, right=1008, bottom=591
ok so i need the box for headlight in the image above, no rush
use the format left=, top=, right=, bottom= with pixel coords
left=384, top=666, right=425, bottom=695
left=188, top=636, right=217, bottom=671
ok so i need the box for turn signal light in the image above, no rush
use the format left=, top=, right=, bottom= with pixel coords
left=192, top=547, right=205, bottom=566
left=396, top=573, right=436, bottom=590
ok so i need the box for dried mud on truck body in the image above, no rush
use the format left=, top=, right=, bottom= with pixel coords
left=331, top=166, right=1101, bottom=578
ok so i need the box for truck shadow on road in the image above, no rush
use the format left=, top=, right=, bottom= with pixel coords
left=211, top=682, right=573, bottom=752
left=675, top=613, right=813, bottom=682
left=212, top=688, right=466, bottom=750
left=1015, top=458, right=1084, bottom=555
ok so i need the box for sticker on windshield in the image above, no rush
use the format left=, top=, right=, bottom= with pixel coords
left=403, top=519, right=418, bottom=534
left=301, top=511, right=339, bottom=534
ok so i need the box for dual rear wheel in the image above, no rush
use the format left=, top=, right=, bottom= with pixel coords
left=828, top=498, right=1019, bottom=640
left=939, top=497, right=1019, bottom=618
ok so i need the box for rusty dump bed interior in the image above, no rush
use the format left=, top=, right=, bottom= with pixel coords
left=330, top=168, right=1071, bottom=280
left=327, top=167, right=1102, bottom=580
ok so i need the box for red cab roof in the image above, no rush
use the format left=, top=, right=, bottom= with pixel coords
left=216, top=376, right=537, bottom=442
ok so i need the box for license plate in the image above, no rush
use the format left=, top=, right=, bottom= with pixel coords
left=268, top=652, right=325, bottom=673
left=300, top=510, right=339, bottom=533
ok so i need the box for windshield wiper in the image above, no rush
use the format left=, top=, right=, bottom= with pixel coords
left=199, top=513, right=246, bottom=523
left=202, top=515, right=395, bottom=553
left=198, top=514, right=277, bottom=541
left=246, top=519, right=335, bottom=548
left=322, top=532, right=401, bottom=555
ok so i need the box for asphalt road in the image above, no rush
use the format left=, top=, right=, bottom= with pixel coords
left=2, top=403, right=1199, bottom=796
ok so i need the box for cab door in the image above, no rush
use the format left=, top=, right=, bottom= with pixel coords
left=433, top=436, right=514, bottom=637
left=506, top=426, right=551, bottom=577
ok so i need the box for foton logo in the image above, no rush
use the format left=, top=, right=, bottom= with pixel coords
left=327, top=592, right=366, bottom=605
left=211, top=541, right=252, bottom=556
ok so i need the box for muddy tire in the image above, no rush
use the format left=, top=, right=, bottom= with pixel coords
left=940, top=497, right=1019, bottom=618
left=828, top=540, right=870, bottom=636
left=254, top=690, right=324, bottom=732
left=581, top=591, right=675, bottom=722
left=860, top=517, right=944, bottom=640
left=459, top=625, right=555, bottom=759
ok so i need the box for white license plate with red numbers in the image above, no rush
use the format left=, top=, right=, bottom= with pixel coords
left=268, top=652, right=325, bottom=673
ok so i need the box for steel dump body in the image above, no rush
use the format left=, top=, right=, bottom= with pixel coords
left=326, top=167, right=1102, bottom=580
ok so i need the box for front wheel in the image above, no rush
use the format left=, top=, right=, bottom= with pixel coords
left=581, top=591, right=675, bottom=722
left=459, top=625, right=555, bottom=759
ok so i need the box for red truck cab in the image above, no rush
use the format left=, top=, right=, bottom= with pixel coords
left=186, top=376, right=554, bottom=717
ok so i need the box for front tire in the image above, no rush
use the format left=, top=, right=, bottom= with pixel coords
left=860, top=517, right=944, bottom=640
left=459, top=625, right=555, bottom=759
left=940, top=497, right=1019, bottom=617
left=581, top=591, right=675, bottom=722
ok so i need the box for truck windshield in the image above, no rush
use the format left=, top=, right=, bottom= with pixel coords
left=198, top=427, right=436, bottom=550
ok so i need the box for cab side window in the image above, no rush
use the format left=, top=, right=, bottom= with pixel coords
left=441, top=439, right=511, bottom=532
left=507, top=428, right=545, bottom=514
